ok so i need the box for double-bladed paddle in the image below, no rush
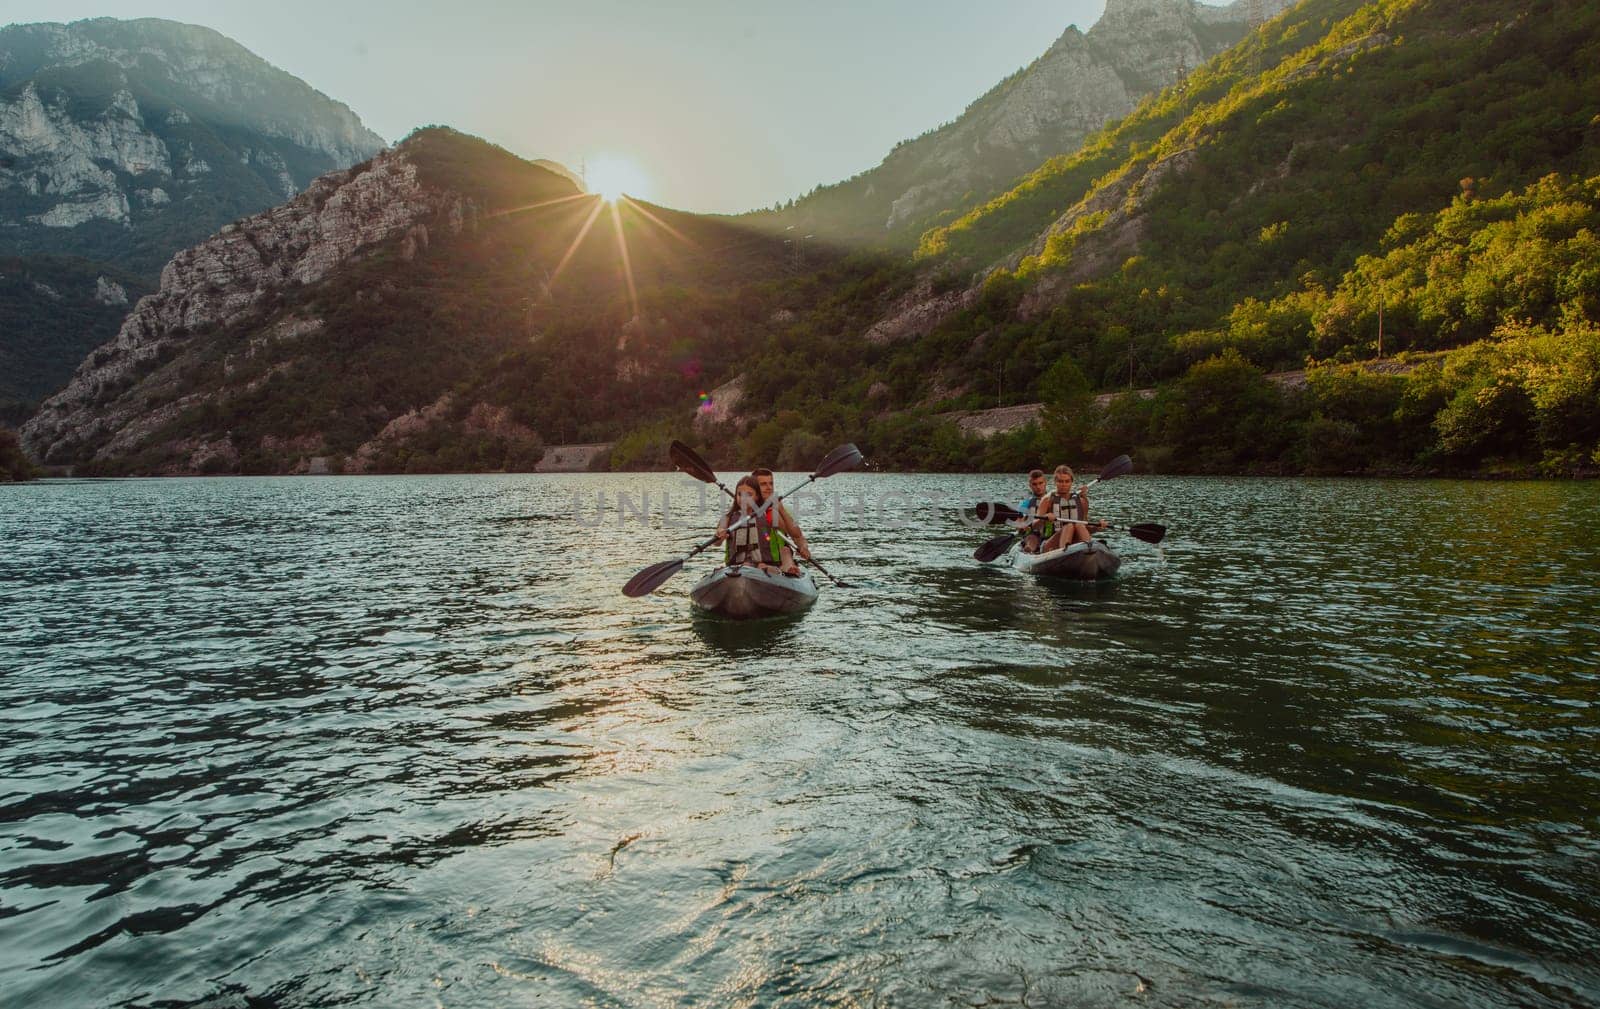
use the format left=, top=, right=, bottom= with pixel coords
left=972, top=454, right=1140, bottom=563
left=624, top=442, right=863, bottom=597
left=972, top=519, right=1167, bottom=561
left=669, top=440, right=732, bottom=496
left=971, top=501, right=1166, bottom=544
left=669, top=439, right=854, bottom=588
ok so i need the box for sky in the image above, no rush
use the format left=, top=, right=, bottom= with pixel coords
left=0, top=0, right=1111, bottom=213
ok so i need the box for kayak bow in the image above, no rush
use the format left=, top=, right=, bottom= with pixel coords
left=689, top=565, right=819, bottom=619
left=1008, top=540, right=1122, bottom=581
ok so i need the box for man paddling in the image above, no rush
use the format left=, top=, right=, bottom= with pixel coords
left=1036, top=464, right=1107, bottom=553
left=1016, top=468, right=1048, bottom=554
left=753, top=467, right=811, bottom=576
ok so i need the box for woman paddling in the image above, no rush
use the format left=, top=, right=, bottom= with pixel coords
left=1036, top=464, right=1107, bottom=553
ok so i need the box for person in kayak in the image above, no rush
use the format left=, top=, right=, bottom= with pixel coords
left=1036, top=464, right=1107, bottom=553
left=1016, top=468, right=1048, bottom=554
left=714, top=475, right=785, bottom=572
left=753, top=467, right=811, bottom=576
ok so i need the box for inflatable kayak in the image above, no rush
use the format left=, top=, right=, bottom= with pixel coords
left=1008, top=540, right=1121, bottom=581
left=689, top=565, right=818, bottom=619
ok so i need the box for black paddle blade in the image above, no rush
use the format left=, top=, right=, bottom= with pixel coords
left=813, top=443, right=863, bottom=479
left=1128, top=523, right=1167, bottom=545
left=1096, top=454, right=1134, bottom=483
left=669, top=441, right=718, bottom=484
left=974, top=532, right=1019, bottom=563
left=623, top=558, right=685, bottom=597
left=971, top=502, right=1022, bottom=525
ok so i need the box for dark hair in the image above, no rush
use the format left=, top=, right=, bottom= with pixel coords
left=729, top=475, right=761, bottom=521
left=752, top=468, right=774, bottom=478
left=1028, top=469, right=1045, bottom=480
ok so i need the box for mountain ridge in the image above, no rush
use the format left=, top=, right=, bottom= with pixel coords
left=0, top=16, right=387, bottom=412
left=701, top=0, right=1600, bottom=477
left=20, top=127, right=804, bottom=475
left=759, top=0, right=1290, bottom=243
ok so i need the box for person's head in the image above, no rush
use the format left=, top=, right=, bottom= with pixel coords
left=1028, top=469, right=1046, bottom=496
left=753, top=468, right=775, bottom=501
left=734, top=475, right=761, bottom=510
left=1053, top=464, right=1075, bottom=495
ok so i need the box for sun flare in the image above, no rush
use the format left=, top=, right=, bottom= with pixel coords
left=586, top=155, right=651, bottom=203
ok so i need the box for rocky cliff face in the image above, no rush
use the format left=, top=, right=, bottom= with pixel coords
left=0, top=18, right=384, bottom=235
left=18, top=127, right=781, bottom=477
left=22, top=142, right=472, bottom=467
left=0, top=17, right=386, bottom=408
left=771, top=0, right=1291, bottom=241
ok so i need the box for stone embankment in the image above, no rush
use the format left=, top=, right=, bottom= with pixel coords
left=945, top=358, right=1428, bottom=437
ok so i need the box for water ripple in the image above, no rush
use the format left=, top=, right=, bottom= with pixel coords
left=1, top=474, right=1597, bottom=1007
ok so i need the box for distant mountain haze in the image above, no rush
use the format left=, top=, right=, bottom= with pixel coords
left=0, top=17, right=385, bottom=412
left=762, top=0, right=1293, bottom=243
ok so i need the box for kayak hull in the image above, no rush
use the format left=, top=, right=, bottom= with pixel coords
left=689, top=565, right=819, bottom=619
left=1009, top=540, right=1121, bottom=581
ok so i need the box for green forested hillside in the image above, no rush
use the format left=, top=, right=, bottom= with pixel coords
left=0, top=257, right=149, bottom=422
left=24, top=1, right=1600, bottom=478
left=688, top=0, right=1600, bottom=476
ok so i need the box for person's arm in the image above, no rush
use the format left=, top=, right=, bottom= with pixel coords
left=1011, top=498, right=1033, bottom=530
left=715, top=510, right=730, bottom=541
left=779, top=504, right=810, bottom=558
left=1086, top=490, right=1107, bottom=530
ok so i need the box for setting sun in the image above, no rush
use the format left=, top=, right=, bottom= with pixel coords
left=586, top=154, right=651, bottom=202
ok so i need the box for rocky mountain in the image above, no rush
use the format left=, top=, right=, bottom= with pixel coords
left=22, top=128, right=800, bottom=474
left=762, top=0, right=1291, bottom=244
left=0, top=17, right=386, bottom=413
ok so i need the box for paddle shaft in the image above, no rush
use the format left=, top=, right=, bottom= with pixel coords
left=724, top=471, right=818, bottom=537
left=631, top=442, right=860, bottom=596
left=997, top=471, right=1115, bottom=538
left=974, top=457, right=1137, bottom=562
left=678, top=444, right=851, bottom=588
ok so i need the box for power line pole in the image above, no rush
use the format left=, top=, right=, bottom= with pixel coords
left=1377, top=296, right=1385, bottom=360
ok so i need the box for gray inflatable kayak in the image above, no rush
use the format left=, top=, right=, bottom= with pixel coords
left=689, top=564, right=819, bottom=619
left=1009, top=540, right=1121, bottom=581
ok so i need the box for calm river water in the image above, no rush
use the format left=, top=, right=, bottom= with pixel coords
left=2, top=473, right=1597, bottom=1008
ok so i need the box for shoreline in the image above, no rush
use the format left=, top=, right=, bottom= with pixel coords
left=15, top=466, right=1599, bottom=483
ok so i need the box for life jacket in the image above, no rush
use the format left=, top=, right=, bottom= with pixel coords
left=1042, top=487, right=1086, bottom=538
left=725, top=502, right=785, bottom=565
